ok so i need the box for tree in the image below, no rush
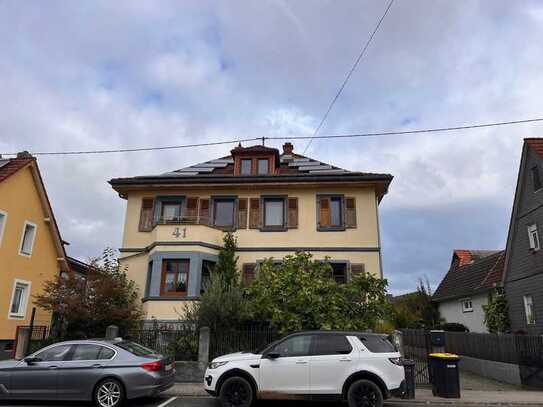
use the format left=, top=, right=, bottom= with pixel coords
left=35, top=248, right=142, bottom=338
left=247, top=252, right=390, bottom=334
left=213, top=232, right=239, bottom=288
left=483, top=288, right=511, bottom=333
left=391, top=278, right=442, bottom=329
left=183, top=233, right=250, bottom=330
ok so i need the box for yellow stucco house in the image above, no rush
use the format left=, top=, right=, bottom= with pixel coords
left=0, top=152, right=70, bottom=351
left=109, top=143, right=393, bottom=322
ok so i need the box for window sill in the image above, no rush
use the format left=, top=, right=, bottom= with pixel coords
left=143, top=296, right=199, bottom=302
left=259, top=226, right=288, bottom=232
left=18, top=252, right=32, bottom=258
left=317, top=226, right=346, bottom=232
left=8, top=314, right=25, bottom=320
left=462, top=310, right=474, bottom=313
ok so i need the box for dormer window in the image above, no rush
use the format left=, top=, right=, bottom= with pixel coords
left=241, top=159, right=252, bottom=175
left=257, top=159, right=269, bottom=175
left=231, top=145, right=279, bottom=176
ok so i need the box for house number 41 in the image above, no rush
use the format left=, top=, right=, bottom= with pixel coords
left=173, top=227, right=186, bottom=238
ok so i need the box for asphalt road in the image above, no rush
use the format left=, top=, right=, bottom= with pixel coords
left=0, top=397, right=510, bottom=407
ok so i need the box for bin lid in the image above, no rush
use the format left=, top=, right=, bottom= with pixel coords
left=429, top=352, right=459, bottom=360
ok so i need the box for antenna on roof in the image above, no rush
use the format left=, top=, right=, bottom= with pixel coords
left=261, top=136, right=265, bottom=146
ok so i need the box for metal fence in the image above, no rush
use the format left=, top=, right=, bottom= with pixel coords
left=400, top=329, right=431, bottom=385
left=210, top=326, right=276, bottom=360
left=128, top=325, right=199, bottom=361
left=445, top=332, right=519, bottom=364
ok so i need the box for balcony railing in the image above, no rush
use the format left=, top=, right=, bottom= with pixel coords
left=154, top=216, right=209, bottom=226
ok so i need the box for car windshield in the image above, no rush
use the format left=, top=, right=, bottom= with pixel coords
left=115, top=341, right=156, bottom=357
left=253, top=338, right=280, bottom=354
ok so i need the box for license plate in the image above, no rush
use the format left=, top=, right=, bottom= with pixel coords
left=165, top=363, right=173, bottom=371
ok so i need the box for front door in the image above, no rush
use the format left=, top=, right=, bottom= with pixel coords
left=259, top=334, right=312, bottom=396
left=9, top=344, right=72, bottom=400
left=309, top=334, right=355, bottom=394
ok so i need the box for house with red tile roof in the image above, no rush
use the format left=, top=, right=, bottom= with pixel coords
left=433, top=249, right=505, bottom=332
left=0, top=152, right=89, bottom=357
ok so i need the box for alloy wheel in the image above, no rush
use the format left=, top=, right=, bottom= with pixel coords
left=349, top=380, right=382, bottom=407
left=223, top=379, right=251, bottom=407
left=97, top=381, right=121, bottom=407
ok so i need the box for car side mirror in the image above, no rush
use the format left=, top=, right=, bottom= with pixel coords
left=266, top=352, right=280, bottom=360
left=23, top=357, right=41, bottom=365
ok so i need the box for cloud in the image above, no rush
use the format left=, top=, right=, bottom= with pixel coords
left=2, top=0, right=543, bottom=294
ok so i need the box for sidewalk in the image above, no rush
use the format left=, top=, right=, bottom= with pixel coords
left=388, top=388, right=543, bottom=405
left=165, top=383, right=543, bottom=405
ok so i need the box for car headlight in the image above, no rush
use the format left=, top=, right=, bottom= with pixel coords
left=208, top=361, right=228, bottom=369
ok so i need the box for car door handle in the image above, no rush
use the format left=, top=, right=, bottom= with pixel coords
left=295, top=360, right=308, bottom=364
left=48, top=365, right=58, bottom=369
left=339, top=358, right=352, bottom=362
left=91, top=364, right=103, bottom=368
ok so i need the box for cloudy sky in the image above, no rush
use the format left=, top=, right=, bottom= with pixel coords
left=2, top=0, right=543, bottom=294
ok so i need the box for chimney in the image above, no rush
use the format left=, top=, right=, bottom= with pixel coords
left=16, top=151, right=33, bottom=159
left=282, top=142, right=294, bottom=155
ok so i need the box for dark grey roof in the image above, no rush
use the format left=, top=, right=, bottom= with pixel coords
left=433, top=250, right=505, bottom=302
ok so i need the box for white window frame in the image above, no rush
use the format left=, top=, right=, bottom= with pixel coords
left=523, top=295, right=536, bottom=325
left=18, top=221, right=37, bottom=257
left=0, top=209, right=7, bottom=248
left=527, top=224, right=540, bottom=252
left=8, top=279, right=32, bottom=319
left=461, top=298, right=473, bottom=313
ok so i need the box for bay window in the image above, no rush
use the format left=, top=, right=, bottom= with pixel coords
left=160, top=259, right=189, bottom=296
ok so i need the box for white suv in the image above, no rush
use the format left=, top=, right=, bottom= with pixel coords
left=204, top=331, right=405, bottom=407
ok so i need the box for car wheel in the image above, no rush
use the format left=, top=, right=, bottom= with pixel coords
left=219, top=376, right=254, bottom=407
left=347, top=379, right=383, bottom=407
left=93, top=378, right=125, bottom=407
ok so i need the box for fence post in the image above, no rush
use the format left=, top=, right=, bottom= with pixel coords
left=24, top=307, right=36, bottom=357
left=105, top=325, right=119, bottom=340
left=392, top=330, right=404, bottom=357
left=198, top=327, right=210, bottom=365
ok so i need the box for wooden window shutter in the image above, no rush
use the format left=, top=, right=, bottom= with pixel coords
left=350, top=263, right=365, bottom=279
left=249, top=198, right=260, bottom=229
left=198, top=198, right=210, bottom=224
left=242, top=263, right=256, bottom=286
left=138, top=198, right=155, bottom=232
left=186, top=197, right=198, bottom=222
left=287, top=197, right=298, bottom=228
left=238, top=198, right=248, bottom=229
left=318, top=197, right=331, bottom=227
left=345, top=197, right=357, bottom=228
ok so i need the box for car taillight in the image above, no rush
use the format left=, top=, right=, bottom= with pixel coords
left=141, top=361, right=162, bottom=372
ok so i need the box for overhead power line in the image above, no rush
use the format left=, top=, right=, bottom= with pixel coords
left=2, top=117, right=543, bottom=157
left=303, top=0, right=395, bottom=154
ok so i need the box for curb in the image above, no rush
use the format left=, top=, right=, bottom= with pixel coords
left=386, top=400, right=543, bottom=406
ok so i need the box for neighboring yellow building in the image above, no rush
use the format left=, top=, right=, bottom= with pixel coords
left=110, top=143, right=393, bottom=322
left=0, top=152, right=69, bottom=351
